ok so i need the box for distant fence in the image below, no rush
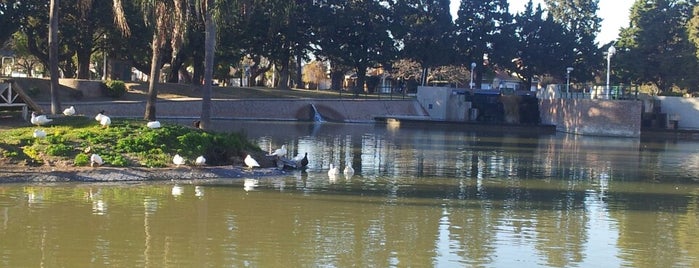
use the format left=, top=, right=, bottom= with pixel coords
left=539, top=84, right=639, bottom=100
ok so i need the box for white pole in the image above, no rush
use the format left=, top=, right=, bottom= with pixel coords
left=469, top=62, right=476, bottom=89
left=606, top=45, right=616, bottom=99
left=102, top=34, right=107, bottom=80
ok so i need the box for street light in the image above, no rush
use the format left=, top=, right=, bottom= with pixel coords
left=566, top=66, right=574, bottom=95
left=469, top=62, right=476, bottom=89
left=606, top=45, right=616, bottom=99
left=102, top=34, right=107, bottom=80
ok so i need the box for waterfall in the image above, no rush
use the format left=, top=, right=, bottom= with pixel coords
left=310, top=104, right=324, bottom=122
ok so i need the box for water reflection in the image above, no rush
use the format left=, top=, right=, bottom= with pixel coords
left=0, top=120, right=698, bottom=267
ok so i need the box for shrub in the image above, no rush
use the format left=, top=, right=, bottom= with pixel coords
left=103, top=80, right=127, bottom=98
left=46, top=144, right=72, bottom=156
left=74, top=153, right=89, bottom=166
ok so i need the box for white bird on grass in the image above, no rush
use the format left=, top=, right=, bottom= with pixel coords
left=244, top=154, right=260, bottom=169
left=95, top=111, right=111, bottom=128
left=95, top=111, right=105, bottom=121
left=146, top=121, right=161, bottom=129
left=173, top=154, right=185, bottom=167
left=33, top=129, right=46, bottom=139
left=90, top=154, right=103, bottom=167
left=195, top=155, right=206, bottom=166
left=343, top=164, right=354, bottom=177
left=30, top=112, right=52, bottom=126
left=100, top=115, right=111, bottom=128
left=268, top=145, right=287, bottom=158
left=63, top=106, right=76, bottom=116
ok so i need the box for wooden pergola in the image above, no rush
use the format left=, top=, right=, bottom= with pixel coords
left=1, top=79, right=43, bottom=120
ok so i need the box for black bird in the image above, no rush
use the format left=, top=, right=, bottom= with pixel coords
left=300, top=152, right=309, bottom=167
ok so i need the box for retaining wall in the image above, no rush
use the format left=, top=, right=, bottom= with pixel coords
left=539, top=98, right=642, bottom=137
left=38, top=99, right=428, bottom=123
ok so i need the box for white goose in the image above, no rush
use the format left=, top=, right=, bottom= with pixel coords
left=63, top=106, right=76, bottom=116
left=328, top=163, right=340, bottom=177
left=30, top=112, right=52, bottom=126
left=100, top=115, right=111, bottom=128
left=268, top=145, right=287, bottom=158
left=173, top=154, right=185, bottom=167
left=146, top=121, right=161, bottom=129
left=33, top=129, right=46, bottom=139
left=244, top=154, right=260, bottom=169
left=90, top=154, right=103, bottom=167
left=195, top=155, right=206, bottom=166
left=343, top=164, right=355, bottom=177
left=95, top=111, right=111, bottom=128
left=95, top=111, right=105, bottom=121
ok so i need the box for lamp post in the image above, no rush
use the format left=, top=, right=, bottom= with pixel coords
left=606, top=45, right=616, bottom=99
left=102, top=34, right=107, bottom=80
left=566, top=67, right=574, bottom=96
left=469, top=62, right=476, bottom=89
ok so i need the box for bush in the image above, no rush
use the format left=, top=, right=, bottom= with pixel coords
left=46, top=144, right=72, bottom=156
left=74, top=153, right=89, bottom=166
left=103, top=80, right=127, bottom=98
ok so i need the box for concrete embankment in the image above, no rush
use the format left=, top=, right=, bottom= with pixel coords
left=38, top=99, right=429, bottom=123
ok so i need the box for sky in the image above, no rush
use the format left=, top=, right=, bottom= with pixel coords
left=450, top=0, right=635, bottom=45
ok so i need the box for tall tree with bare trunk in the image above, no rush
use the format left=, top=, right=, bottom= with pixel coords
left=199, top=0, right=216, bottom=130
left=49, top=0, right=61, bottom=114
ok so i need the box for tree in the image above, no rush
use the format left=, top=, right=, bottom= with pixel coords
left=454, top=0, right=512, bottom=88
left=199, top=0, right=216, bottom=130
left=49, top=0, right=61, bottom=114
left=511, top=1, right=576, bottom=90
left=113, top=0, right=189, bottom=121
left=312, top=0, right=396, bottom=95
left=616, top=0, right=699, bottom=92
left=302, top=60, right=327, bottom=89
left=544, top=0, right=603, bottom=83
left=391, top=0, right=454, bottom=86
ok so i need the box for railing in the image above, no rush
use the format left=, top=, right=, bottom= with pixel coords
left=544, top=84, right=640, bottom=100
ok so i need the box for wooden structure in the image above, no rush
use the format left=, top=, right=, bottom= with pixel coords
left=0, top=79, right=42, bottom=120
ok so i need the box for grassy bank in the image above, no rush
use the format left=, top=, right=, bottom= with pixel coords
left=0, top=115, right=261, bottom=169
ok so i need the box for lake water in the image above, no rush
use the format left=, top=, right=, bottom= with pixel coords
left=1, top=121, right=698, bottom=267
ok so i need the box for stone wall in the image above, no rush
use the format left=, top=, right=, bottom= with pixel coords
left=539, top=98, right=642, bottom=137
left=654, top=96, right=699, bottom=130
left=39, top=99, right=428, bottom=123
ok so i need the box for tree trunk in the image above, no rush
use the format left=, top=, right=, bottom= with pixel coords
left=355, top=67, right=367, bottom=97
left=49, top=0, right=61, bottom=114
left=199, top=0, right=215, bottom=130
left=295, top=52, right=303, bottom=88
left=76, top=49, right=92, bottom=80
left=144, top=34, right=161, bottom=121
left=277, top=62, right=290, bottom=90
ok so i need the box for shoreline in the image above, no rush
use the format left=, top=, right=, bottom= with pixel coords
left=0, top=165, right=291, bottom=184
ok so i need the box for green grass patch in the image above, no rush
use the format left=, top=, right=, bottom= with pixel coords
left=0, top=116, right=260, bottom=167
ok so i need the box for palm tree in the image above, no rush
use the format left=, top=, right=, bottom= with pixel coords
left=49, top=0, right=61, bottom=114
left=199, top=0, right=216, bottom=130
left=112, top=0, right=188, bottom=121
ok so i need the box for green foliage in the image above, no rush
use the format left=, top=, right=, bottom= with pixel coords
left=138, top=148, right=170, bottom=168
left=22, top=146, right=41, bottom=163
left=0, top=116, right=259, bottom=168
left=74, top=153, right=89, bottom=166
left=105, top=154, right=128, bottom=167
left=46, top=144, right=72, bottom=156
left=104, top=80, right=127, bottom=98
